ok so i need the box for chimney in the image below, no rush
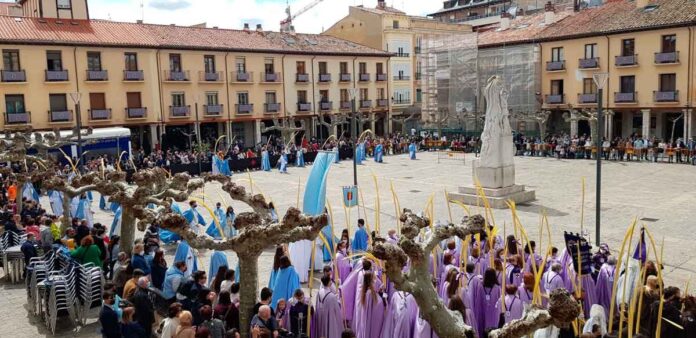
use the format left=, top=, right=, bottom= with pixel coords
left=243, top=23, right=250, bottom=32
left=256, top=24, right=263, bottom=32
left=136, top=19, right=143, bottom=24
left=544, top=2, right=556, bottom=25
left=377, top=0, right=386, bottom=9
left=500, top=12, right=511, bottom=30
left=636, top=0, right=649, bottom=8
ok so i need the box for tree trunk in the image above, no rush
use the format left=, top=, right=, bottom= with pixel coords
left=238, top=253, right=260, bottom=338
left=120, top=209, right=136, bottom=255
left=16, top=180, right=23, bottom=213
left=61, top=194, right=72, bottom=234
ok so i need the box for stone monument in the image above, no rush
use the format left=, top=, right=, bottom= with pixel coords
left=449, top=76, right=535, bottom=208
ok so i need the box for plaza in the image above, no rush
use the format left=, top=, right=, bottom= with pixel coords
left=1, top=151, right=695, bottom=337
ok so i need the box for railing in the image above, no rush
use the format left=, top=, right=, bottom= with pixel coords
left=655, top=51, right=679, bottom=64
left=49, top=109, right=73, bottom=123
left=394, top=52, right=410, bottom=58
left=394, top=75, right=410, bottom=81
left=415, top=72, right=422, bottom=80
left=1, top=70, right=26, bottom=82
left=170, top=105, right=191, bottom=117
left=359, top=73, right=370, bottom=82
left=126, top=107, right=147, bottom=119
left=654, top=90, right=678, bottom=102
left=296, top=103, right=311, bottom=112
left=232, top=71, right=252, bottom=83
left=262, top=72, right=281, bottom=83
left=546, top=61, right=565, bottom=71
left=319, top=74, right=332, bottom=82
left=45, top=70, right=69, bottom=81
left=545, top=94, right=565, bottom=104
left=200, top=71, right=222, bottom=82
left=448, top=11, right=503, bottom=23
left=577, top=93, right=598, bottom=104
left=164, top=70, right=190, bottom=81
left=340, top=73, right=351, bottom=82
left=360, top=100, right=372, bottom=109
left=376, top=73, right=387, bottom=81
left=319, top=101, right=332, bottom=111
left=123, top=70, right=144, bottom=81
left=615, top=55, right=638, bottom=66
left=264, top=103, right=281, bottom=113
left=377, top=99, right=389, bottom=107
left=614, top=91, right=636, bottom=103
left=340, top=101, right=351, bottom=109
left=392, top=98, right=411, bottom=105
left=204, top=104, right=223, bottom=116
left=4, top=111, right=30, bottom=124
left=296, top=73, right=309, bottom=83
left=579, top=58, right=599, bottom=69
left=236, top=104, right=253, bottom=114
left=86, top=70, right=108, bottom=81
left=88, top=108, right=111, bottom=120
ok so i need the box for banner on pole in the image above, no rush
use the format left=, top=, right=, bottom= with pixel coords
left=342, top=185, right=358, bottom=208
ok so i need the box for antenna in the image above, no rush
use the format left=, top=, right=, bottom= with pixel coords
left=140, top=0, right=144, bottom=22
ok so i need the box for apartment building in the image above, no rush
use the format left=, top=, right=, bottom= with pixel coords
left=429, top=0, right=570, bottom=27
left=323, top=0, right=472, bottom=134
left=0, top=0, right=390, bottom=151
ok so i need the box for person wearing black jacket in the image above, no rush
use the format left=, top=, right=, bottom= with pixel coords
left=649, top=286, right=684, bottom=338
left=130, top=277, right=155, bottom=338
left=99, top=291, right=121, bottom=338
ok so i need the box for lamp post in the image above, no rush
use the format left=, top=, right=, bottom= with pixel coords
left=349, top=88, right=359, bottom=186
left=69, top=92, right=83, bottom=165
left=592, top=72, right=608, bottom=246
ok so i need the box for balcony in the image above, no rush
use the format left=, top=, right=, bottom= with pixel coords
left=4, top=112, right=30, bottom=125
left=655, top=51, right=679, bottom=64
left=360, top=100, right=372, bottom=109
left=614, top=92, right=636, bottom=103
left=49, top=109, right=73, bottom=123
left=200, top=71, right=222, bottom=82
left=164, top=70, right=190, bottom=81
left=123, top=70, right=144, bottom=81
left=394, top=75, right=410, bottom=81
left=339, top=73, right=351, bottom=82
left=340, top=101, right=351, bottom=110
left=654, top=90, right=678, bottom=102
left=359, top=73, right=370, bottom=82
left=545, top=94, right=565, bottom=104
left=264, top=103, right=282, bottom=113
left=319, top=101, right=332, bottom=111
left=86, top=70, right=108, bottom=81
left=297, top=103, right=311, bottom=113
left=45, top=70, right=69, bottom=82
left=415, top=73, right=422, bottom=80
left=126, top=107, right=147, bottom=119
left=579, top=58, right=599, bottom=69
left=415, top=46, right=421, bottom=54
left=236, top=104, right=253, bottom=114
left=376, top=73, right=387, bottom=82
left=318, top=74, right=332, bottom=83
left=262, top=72, right=281, bottom=83
left=89, top=108, right=111, bottom=120
left=296, top=73, right=309, bottom=83
left=1, top=70, right=26, bottom=82
left=204, top=104, right=224, bottom=116
left=577, top=93, right=598, bottom=104
left=232, top=71, right=252, bottom=83
left=392, top=98, right=411, bottom=105
left=546, top=61, right=565, bottom=71
left=395, top=52, right=410, bottom=58
left=377, top=99, right=389, bottom=107
left=170, top=105, right=191, bottom=118
left=615, top=55, right=638, bottom=67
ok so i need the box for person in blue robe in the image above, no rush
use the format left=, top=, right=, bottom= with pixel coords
left=321, top=210, right=336, bottom=262
left=205, top=203, right=227, bottom=239
left=182, top=200, right=207, bottom=235
left=333, top=146, right=340, bottom=164
left=22, top=182, right=40, bottom=203
left=110, top=207, right=122, bottom=238
left=212, top=153, right=232, bottom=176
left=278, top=151, right=289, bottom=174
left=74, top=195, right=93, bottom=227
left=269, top=202, right=279, bottom=223
left=160, top=203, right=183, bottom=244
left=109, top=199, right=120, bottom=213
left=351, top=219, right=369, bottom=253
left=99, top=195, right=107, bottom=210
left=296, top=148, right=305, bottom=167
left=261, top=147, right=271, bottom=171
left=374, top=142, right=384, bottom=163
left=270, top=255, right=301, bottom=310
left=409, top=141, right=417, bottom=160
left=48, top=190, right=63, bottom=216
left=355, top=143, right=363, bottom=165
left=86, top=190, right=93, bottom=204
left=225, top=207, right=237, bottom=238
left=207, top=251, right=229, bottom=285
left=361, top=141, right=368, bottom=161
left=173, top=240, right=198, bottom=278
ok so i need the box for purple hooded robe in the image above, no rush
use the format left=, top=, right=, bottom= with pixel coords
left=414, top=311, right=439, bottom=338
left=595, top=263, right=615, bottom=317
left=380, top=291, right=417, bottom=338
left=335, top=250, right=352, bottom=285
left=472, top=282, right=501, bottom=334
left=353, top=288, right=386, bottom=338
left=311, top=286, right=344, bottom=338
left=496, top=294, right=524, bottom=324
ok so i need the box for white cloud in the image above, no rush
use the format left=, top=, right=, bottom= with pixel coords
left=88, top=0, right=441, bottom=34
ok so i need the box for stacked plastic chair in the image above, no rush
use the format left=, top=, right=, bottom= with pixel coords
left=1, top=231, right=27, bottom=283
left=43, top=261, right=78, bottom=335
left=75, top=263, right=104, bottom=326
left=26, top=250, right=57, bottom=315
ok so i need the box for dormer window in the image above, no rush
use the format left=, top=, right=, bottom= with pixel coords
left=57, top=0, right=72, bottom=9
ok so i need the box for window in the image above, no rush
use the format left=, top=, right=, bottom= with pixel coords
left=393, top=20, right=399, bottom=29
left=319, top=62, right=328, bottom=74
left=126, top=92, right=142, bottom=108
left=87, top=52, right=102, bottom=71
left=376, top=63, right=384, bottom=74
left=2, top=50, right=20, bottom=70
left=204, top=55, right=216, bottom=73
left=124, top=53, right=138, bottom=71
left=319, top=90, right=329, bottom=102
left=89, top=93, right=106, bottom=110
left=237, top=92, right=249, bottom=105
left=360, top=88, right=368, bottom=100
left=659, top=74, right=676, bottom=92
left=378, top=88, right=385, bottom=100
left=57, top=0, right=71, bottom=9
left=46, top=51, right=63, bottom=71
left=5, top=94, right=25, bottom=114
left=169, top=54, right=182, bottom=72
left=296, top=91, right=306, bottom=103
left=661, top=35, right=676, bottom=53
left=583, top=78, right=597, bottom=94
left=359, top=62, right=367, bottom=74
left=416, top=88, right=422, bottom=103
left=235, top=57, right=246, bottom=72
left=206, top=92, right=219, bottom=106
left=397, top=47, right=405, bottom=56
left=620, top=76, right=635, bottom=93
left=621, top=39, right=635, bottom=56
left=264, top=58, right=274, bottom=74
left=550, top=80, right=564, bottom=95
left=340, top=62, right=349, bottom=74
left=551, top=47, right=564, bottom=62
left=296, top=61, right=306, bottom=74
left=266, top=91, right=277, bottom=104
left=171, top=93, right=185, bottom=107
left=340, top=89, right=349, bottom=102
left=49, top=94, right=68, bottom=111
left=584, top=44, right=597, bottom=59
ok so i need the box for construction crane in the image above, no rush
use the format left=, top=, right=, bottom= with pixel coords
left=280, top=0, right=326, bottom=32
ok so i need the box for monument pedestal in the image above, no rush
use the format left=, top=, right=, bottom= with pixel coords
left=448, top=159, right=535, bottom=209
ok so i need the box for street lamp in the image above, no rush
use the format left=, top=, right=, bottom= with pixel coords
left=592, top=72, right=608, bottom=246
left=348, top=87, right=359, bottom=186
left=68, top=92, right=84, bottom=165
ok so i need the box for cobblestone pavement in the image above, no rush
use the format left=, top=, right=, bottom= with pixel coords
left=2, top=152, right=694, bottom=336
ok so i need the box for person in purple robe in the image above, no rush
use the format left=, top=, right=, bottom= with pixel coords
left=472, top=268, right=502, bottom=335
left=438, top=252, right=457, bottom=297
left=595, top=256, right=617, bottom=317
left=448, top=296, right=478, bottom=338
left=505, top=255, right=523, bottom=288
left=493, top=258, right=504, bottom=285
left=460, top=262, right=480, bottom=311
left=311, top=275, right=344, bottom=338
left=353, top=271, right=385, bottom=338
left=442, top=268, right=460, bottom=303
left=518, top=272, right=536, bottom=307
left=386, top=229, right=399, bottom=245
left=469, top=247, right=487, bottom=276
left=414, top=308, right=438, bottom=338
left=335, top=241, right=352, bottom=285
left=380, top=291, right=417, bottom=338
left=496, top=284, right=524, bottom=324
left=445, top=240, right=460, bottom=267
left=542, top=262, right=566, bottom=294
left=523, top=241, right=542, bottom=273
left=340, top=258, right=378, bottom=324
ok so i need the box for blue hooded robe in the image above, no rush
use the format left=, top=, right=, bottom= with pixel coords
left=74, top=197, right=93, bottom=227
left=22, top=182, right=40, bottom=203
left=374, top=144, right=384, bottom=163
left=205, top=207, right=227, bottom=239
left=261, top=151, right=271, bottom=171
left=355, top=145, right=363, bottom=165
left=278, top=153, right=288, bottom=173
left=207, top=251, right=229, bottom=285
left=270, top=265, right=301, bottom=310
left=351, top=226, right=369, bottom=253
left=173, top=240, right=198, bottom=278
left=296, top=149, right=305, bottom=167
left=225, top=211, right=237, bottom=239
left=110, top=207, right=122, bottom=238
left=409, top=142, right=417, bottom=160
left=160, top=203, right=184, bottom=244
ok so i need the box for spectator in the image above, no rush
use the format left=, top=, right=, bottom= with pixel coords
left=179, top=270, right=209, bottom=311
left=219, top=269, right=236, bottom=295
left=161, top=302, right=183, bottom=338
left=215, top=291, right=239, bottom=331
left=130, top=243, right=151, bottom=276
left=5, top=214, right=23, bottom=234
left=288, top=289, right=308, bottom=336
left=70, top=235, right=103, bottom=268
left=99, top=291, right=120, bottom=338
left=175, top=310, right=196, bottom=338
left=131, top=276, right=155, bottom=338
left=20, top=233, right=38, bottom=275
left=123, top=268, right=145, bottom=299
left=200, top=305, right=226, bottom=338
left=163, top=261, right=188, bottom=302
left=151, top=249, right=168, bottom=290
left=39, top=218, right=54, bottom=253
left=112, top=252, right=130, bottom=296
left=250, top=305, right=278, bottom=338
left=74, top=219, right=90, bottom=246
left=120, top=307, right=147, bottom=338
left=107, top=235, right=121, bottom=279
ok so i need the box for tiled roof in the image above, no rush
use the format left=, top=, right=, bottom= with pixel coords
left=357, top=5, right=407, bottom=15
left=477, top=10, right=572, bottom=48
left=0, top=2, right=15, bottom=16
left=0, top=15, right=391, bottom=56
left=536, top=0, right=696, bottom=40
left=430, top=0, right=510, bottom=16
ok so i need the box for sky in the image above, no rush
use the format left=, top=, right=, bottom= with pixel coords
left=84, top=0, right=441, bottom=33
